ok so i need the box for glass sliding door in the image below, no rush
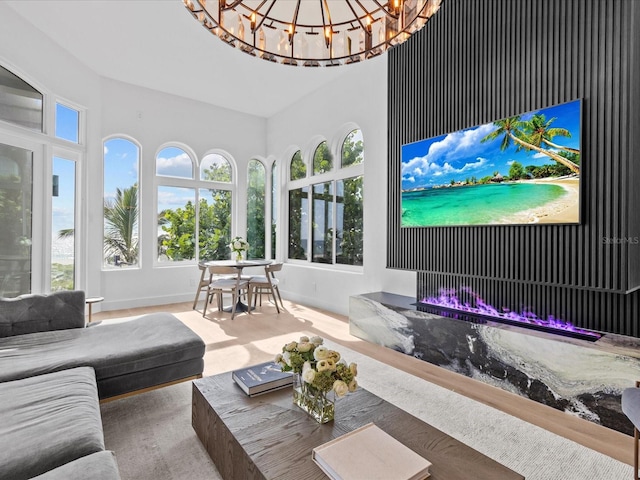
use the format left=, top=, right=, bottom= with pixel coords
left=0, top=143, right=33, bottom=297
left=51, top=157, right=76, bottom=290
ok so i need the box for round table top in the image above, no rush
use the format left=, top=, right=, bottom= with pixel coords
left=86, top=296, right=105, bottom=304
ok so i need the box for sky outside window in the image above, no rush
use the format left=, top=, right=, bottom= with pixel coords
left=55, top=103, right=79, bottom=143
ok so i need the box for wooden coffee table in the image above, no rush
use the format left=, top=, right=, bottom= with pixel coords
left=192, top=373, right=525, bottom=480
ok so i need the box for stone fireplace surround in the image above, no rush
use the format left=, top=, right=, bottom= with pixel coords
left=349, top=292, right=640, bottom=435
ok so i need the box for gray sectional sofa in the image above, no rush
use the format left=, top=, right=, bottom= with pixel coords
left=0, top=290, right=206, bottom=479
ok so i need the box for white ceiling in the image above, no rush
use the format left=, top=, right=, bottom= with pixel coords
left=5, top=0, right=381, bottom=118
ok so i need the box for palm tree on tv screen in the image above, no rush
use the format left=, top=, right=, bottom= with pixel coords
left=481, top=115, right=580, bottom=174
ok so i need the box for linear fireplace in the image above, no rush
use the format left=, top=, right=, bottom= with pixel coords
left=418, top=287, right=602, bottom=342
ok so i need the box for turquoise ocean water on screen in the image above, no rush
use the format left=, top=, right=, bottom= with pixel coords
left=401, top=182, right=566, bottom=227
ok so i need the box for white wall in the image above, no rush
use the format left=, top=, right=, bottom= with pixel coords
left=0, top=1, right=415, bottom=315
left=266, top=57, right=415, bottom=315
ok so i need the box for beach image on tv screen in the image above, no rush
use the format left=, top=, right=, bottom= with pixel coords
left=401, top=99, right=581, bottom=227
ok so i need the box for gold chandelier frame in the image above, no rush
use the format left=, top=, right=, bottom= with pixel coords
left=183, top=0, right=442, bottom=67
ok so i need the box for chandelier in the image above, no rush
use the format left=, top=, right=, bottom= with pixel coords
left=183, top=0, right=443, bottom=67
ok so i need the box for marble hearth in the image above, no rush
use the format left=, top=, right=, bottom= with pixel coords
left=349, top=292, right=640, bottom=435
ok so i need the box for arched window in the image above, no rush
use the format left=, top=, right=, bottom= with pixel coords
left=287, top=128, right=364, bottom=266
left=156, top=147, right=234, bottom=263
left=247, top=159, right=266, bottom=259
left=0, top=65, right=43, bottom=132
left=290, top=150, right=306, bottom=181
left=103, top=137, right=140, bottom=268
left=313, top=141, right=332, bottom=175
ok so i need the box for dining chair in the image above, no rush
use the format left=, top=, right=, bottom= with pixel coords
left=192, top=262, right=212, bottom=310
left=249, top=262, right=284, bottom=313
left=203, top=265, right=251, bottom=320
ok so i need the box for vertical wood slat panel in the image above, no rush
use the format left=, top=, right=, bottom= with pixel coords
left=388, top=0, right=638, bottom=336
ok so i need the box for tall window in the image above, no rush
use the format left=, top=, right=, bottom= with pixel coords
left=287, top=128, right=364, bottom=266
left=157, top=149, right=233, bottom=262
left=247, top=159, right=266, bottom=259
left=103, top=138, right=140, bottom=268
left=51, top=157, right=76, bottom=290
left=0, top=145, right=33, bottom=297
left=270, top=162, right=278, bottom=259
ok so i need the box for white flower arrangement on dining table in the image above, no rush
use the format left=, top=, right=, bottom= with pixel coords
left=275, top=335, right=358, bottom=397
left=228, top=236, right=249, bottom=259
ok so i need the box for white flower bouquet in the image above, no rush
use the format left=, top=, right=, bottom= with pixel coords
left=276, top=336, right=357, bottom=422
left=228, top=236, right=249, bottom=260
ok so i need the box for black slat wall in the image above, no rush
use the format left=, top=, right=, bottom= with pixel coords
left=387, top=0, right=640, bottom=337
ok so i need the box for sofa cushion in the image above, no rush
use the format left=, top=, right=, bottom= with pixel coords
left=30, top=451, right=121, bottom=480
left=0, top=290, right=85, bottom=337
left=0, top=313, right=205, bottom=395
left=0, top=367, right=104, bottom=480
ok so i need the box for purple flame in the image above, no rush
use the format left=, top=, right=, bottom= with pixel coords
left=422, top=287, right=601, bottom=339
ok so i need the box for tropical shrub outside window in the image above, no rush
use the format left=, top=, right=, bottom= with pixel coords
left=103, top=138, right=139, bottom=268
left=287, top=129, right=364, bottom=266
left=157, top=149, right=232, bottom=262
left=247, top=159, right=266, bottom=259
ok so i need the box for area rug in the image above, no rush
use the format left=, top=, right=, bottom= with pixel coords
left=100, top=337, right=632, bottom=480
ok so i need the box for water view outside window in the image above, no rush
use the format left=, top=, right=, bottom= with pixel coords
left=51, top=157, right=75, bottom=290
left=312, top=182, right=333, bottom=264
left=103, top=138, right=139, bottom=268
left=247, top=159, right=266, bottom=259
left=288, top=186, right=308, bottom=260
left=55, top=103, right=79, bottom=143
left=0, top=143, right=33, bottom=297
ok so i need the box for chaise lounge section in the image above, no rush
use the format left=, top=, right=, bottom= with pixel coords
left=0, top=290, right=206, bottom=478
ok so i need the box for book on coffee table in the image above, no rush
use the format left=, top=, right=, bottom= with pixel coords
left=312, top=422, right=432, bottom=480
left=232, top=361, right=293, bottom=397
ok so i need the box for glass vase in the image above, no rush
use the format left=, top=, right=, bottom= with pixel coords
left=292, top=374, right=335, bottom=423
left=232, top=250, right=245, bottom=262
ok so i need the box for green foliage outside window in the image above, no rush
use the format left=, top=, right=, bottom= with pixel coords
left=313, top=141, right=332, bottom=175
left=290, top=150, right=306, bottom=181
left=341, top=130, right=364, bottom=168
left=247, top=159, right=266, bottom=259
left=289, top=187, right=308, bottom=260
left=337, top=176, right=363, bottom=266
left=159, top=161, right=232, bottom=261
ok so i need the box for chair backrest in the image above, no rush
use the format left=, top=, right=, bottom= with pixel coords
left=207, top=265, right=241, bottom=277
left=266, top=262, right=283, bottom=276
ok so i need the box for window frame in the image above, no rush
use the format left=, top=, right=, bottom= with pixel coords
left=154, top=144, right=237, bottom=266
left=285, top=128, right=364, bottom=270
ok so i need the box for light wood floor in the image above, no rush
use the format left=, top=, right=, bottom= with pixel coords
left=93, top=297, right=633, bottom=467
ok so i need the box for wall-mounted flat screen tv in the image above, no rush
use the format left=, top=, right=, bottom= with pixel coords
left=401, top=99, right=581, bottom=227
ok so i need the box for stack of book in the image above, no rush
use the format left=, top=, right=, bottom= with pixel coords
left=232, top=361, right=293, bottom=397
left=312, top=423, right=432, bottom=480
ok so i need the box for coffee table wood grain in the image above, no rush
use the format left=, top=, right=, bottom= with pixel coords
left=192, top=373, right=525, bottom=480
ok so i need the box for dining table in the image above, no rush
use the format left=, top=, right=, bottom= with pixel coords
left=204, top=259, right=272, bottom=313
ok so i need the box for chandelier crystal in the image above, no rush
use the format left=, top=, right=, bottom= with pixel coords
left=183, top=0, right=443, bottom=67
